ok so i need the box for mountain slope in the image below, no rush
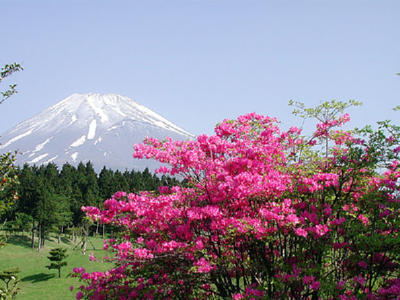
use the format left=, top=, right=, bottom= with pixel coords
left=0, top=93, right=194, bottom=172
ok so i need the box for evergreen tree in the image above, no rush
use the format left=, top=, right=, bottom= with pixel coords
left=71, top=163, right=87, bottom=225
left=141, top=168, right=156, bottom=190
left=35, top=188, right=55, bottom=249
left=59, top=163, right=76, bottom=194
left=70, top=182, right=84, bottom=226
left=50, top=194, right=72, bottom=244
left=13, top=162, right=180, bottom=239
left=17, top=165, right=43, bottom=248
left=83, top=162, right=101, bottom=207
left=98, top=167, right=115, bottom=199
left=112, top=170, right=129, bottom=192
left=43, top=163, right=59, bottom=191
left=46, top=248, right=67, bottom=278
left=13, top=212, right=32, bottom=235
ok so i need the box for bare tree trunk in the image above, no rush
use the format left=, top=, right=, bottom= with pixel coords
left=37, top=223, right=41, bottom=252
left=41, top=229, right=45, bottom=247
left=81, top=224, right=88, bottom=255
left=102, top=224, right=105, bottom=239
left=95, top=222, right=99, bottom=237
left=58, top=227, right=61, bottom=244
left=31, top=220, right=35, bottom=249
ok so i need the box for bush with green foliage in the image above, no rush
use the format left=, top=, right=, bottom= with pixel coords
left=0, top=268, right=20, bottom=300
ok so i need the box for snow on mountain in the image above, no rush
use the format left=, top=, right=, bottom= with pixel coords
left=0, top=93, right=194, bottom=172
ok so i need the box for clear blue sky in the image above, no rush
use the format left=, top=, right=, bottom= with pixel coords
left=1, top=0, right=399, bottom=136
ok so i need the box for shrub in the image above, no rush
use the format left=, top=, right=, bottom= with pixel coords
left=74, top=105, right=400, bottom=299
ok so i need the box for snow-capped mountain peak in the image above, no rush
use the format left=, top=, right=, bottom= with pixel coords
left=0, top=93, right=194, bottom=171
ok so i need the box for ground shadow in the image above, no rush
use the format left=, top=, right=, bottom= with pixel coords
left=4, top=235, right=32, bottom=248
left=3, top=234, right=73, bottom=249
left=21, top=273, right=55, bottom=283
left=61, top=236, right=72, bottom=244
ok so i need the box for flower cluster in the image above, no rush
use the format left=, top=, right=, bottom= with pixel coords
left=74, top=113, right=400, bottom=299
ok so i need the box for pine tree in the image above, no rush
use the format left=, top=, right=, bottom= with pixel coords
left=17, top=166, right=46, bottom=249
left=112, top=170, right=129, bottom=192
left=98, top=167, right=115, bottom=199
left=0, top=267, right=20, bottom=298
left=59, top=163, right=76, bottom=196
left=50, top=194, right=72, bottom=244
left=84, top=162, right=101, bottom=207
left=46, top=248, right=67, bottom=278
left=43, top=163, right=59, bottom=191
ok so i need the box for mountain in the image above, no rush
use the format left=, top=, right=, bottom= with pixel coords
left=0, top=93, right=194, bottom=172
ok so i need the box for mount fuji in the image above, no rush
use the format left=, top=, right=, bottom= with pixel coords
left=0, top=93, right=194, bottom=172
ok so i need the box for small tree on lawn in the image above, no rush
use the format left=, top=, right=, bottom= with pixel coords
left=0, top=268, right=20, bottom=300
left=46, top=248, right=68, bottom=278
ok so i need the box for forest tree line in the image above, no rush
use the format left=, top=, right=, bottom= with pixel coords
left=1, top=161, right=179, bottom=250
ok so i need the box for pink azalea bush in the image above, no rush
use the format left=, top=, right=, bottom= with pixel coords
left=74, top=110, right=400, bottom=299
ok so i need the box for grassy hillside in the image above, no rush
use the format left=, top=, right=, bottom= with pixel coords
left=0, top=233, right=111, bottom=299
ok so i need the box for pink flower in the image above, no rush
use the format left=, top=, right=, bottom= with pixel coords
left=337, top=280, right=346, bottom=289
left=73, top=267, right=85, bottom=274
left=155, top=166, right=170, bottom=174
left=323, top=206, right=332, bottom=216
left=303, top=275, right=315, bottom=284
left=310, top=281, right=320, bottom=290
left=113, top=191, right=127, bottom=199
left=314, top=224, right=329, bottom=237
left=358, top=261, right=367, bottom=269
left=357, top=214, right=369, bottom=226
left=353, top=275, right=366, bottom=285
left=158, top=185, right=170, bottom=193
left=244, top=286, right=265, bottom=297
left=134, top=248, right=154, bottom=259
left=194, top=258, right=214, bottom=273
left=294, top=227, right=308, bottom=237
left=117, top=242, right=133, bottom=257
left=331, top=217, right=346, bottom=226
left=195, top=239, right=204, bottom=250
left=286, top=214, right=299, bottom=224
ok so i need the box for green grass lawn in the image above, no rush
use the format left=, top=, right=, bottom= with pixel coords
left=0, top=233, right=111, bottom=299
